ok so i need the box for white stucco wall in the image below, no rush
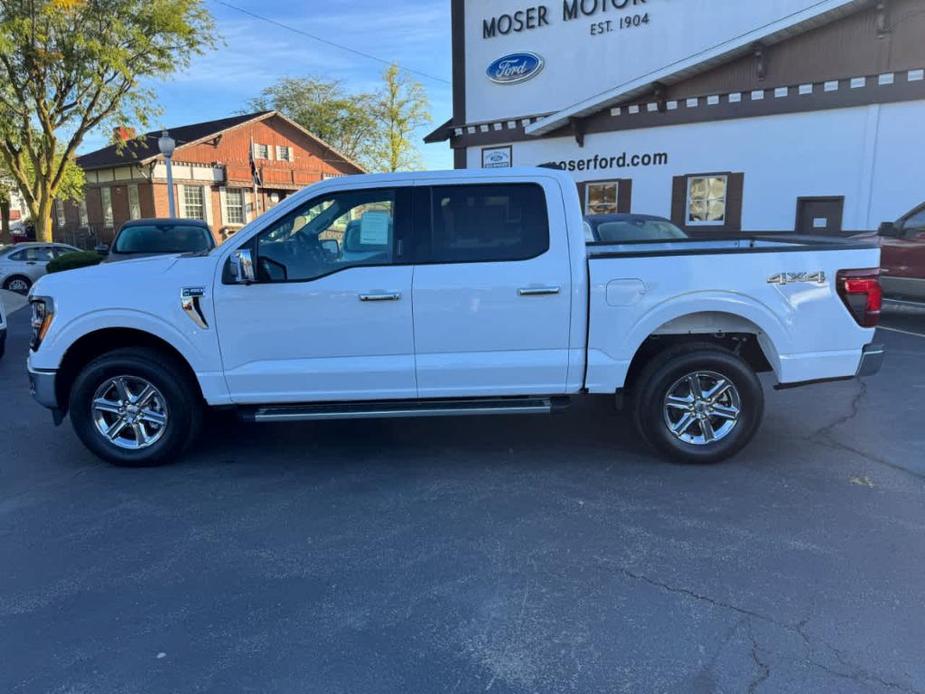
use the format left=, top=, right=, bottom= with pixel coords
left=467, top=101, right=925, bottom=230
left=465, top=0, right=856, bottom=124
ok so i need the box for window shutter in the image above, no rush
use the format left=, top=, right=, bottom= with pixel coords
left=176, top=184, right=186, bottom=218
left=288, top=146, right=294, bottom=162
left=267, top=145, right=274, bottom=161
left=724, top=173, right=745, bottom=232
left=244, top=190, right=252, bottom=223
left=203, top=186, right=214, bottom=227
left=219, top=187, right=228, bottom=226
left=670, top=176, right=688, bottom=228
left=617, top=179, right=633, bottom=213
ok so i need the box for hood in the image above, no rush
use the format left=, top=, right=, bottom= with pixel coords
left=32, top=253, right=182, bottom=296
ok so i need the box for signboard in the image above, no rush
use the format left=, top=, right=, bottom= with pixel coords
left=486, top=52, right=545, bottom=84
left=482, top=146, right=513, bottom=168
left=464, top=0, right=829, bottom=124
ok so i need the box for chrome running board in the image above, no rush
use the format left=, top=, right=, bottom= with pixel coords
left=246, top=397, right=570, bottom=423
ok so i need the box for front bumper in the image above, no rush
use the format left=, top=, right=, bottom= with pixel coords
left=28, top=365, right=59, bottom=410
left=856, top=343, right=885, bottom=378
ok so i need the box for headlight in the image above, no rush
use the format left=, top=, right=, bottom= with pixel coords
left=30, top=297, right=55, bottom=351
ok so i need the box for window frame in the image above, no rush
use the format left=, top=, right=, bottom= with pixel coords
left=685, top=174, right=728, bottom=227
left=254, top=143, right=270, bottom=160
left=128, top=184, right=141, bottom=220
left=275, top=145, right=292, bottom=162
left=584, top=181, right=620, bottom=216
left=227, top=186, right=414, bottom=286
left=413, top=183, right=551, bottom=266
left=223, top=187, right=247, bottom=226
left=183, top=185, right=206, bottom=221
left=100, top=186, right=114, bottom=228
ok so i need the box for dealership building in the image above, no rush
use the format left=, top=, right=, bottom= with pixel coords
left=426, top=0, right=925, bottom=234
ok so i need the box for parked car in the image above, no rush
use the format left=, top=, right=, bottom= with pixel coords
left=585, top=213, right=688, bottom=243
left=863, top=203, right=925, bottom=302
left=26, top=168, right=883, bottom=467
left=0, top=297, right=6, bottom=360
left=100, top=219, right=215, bottom=263
left=0, top=242, right=80, bottom=294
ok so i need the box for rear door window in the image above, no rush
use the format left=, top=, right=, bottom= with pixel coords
left=420, top=184, right=549, bottom=263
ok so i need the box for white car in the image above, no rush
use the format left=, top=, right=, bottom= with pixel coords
left=0, top=242, right=80, bottom=294
left=26, top=168, right=884, bottom=467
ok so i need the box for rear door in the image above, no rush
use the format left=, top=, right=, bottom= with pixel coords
left=411, top=178, right=573, bottom=398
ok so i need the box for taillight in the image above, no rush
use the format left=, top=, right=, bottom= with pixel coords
left=835, top=269, right=882, bottom=328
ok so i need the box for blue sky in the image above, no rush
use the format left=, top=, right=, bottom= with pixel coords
left=79, top=0, right=454, bottom=170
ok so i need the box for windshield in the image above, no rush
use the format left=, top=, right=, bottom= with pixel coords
left=113, top=223, right=213, bottom=254
left=591, top=218, right=688, bottom=243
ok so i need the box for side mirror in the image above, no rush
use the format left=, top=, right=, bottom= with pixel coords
left=321, top=239, right=340, bottom=258
left=878, top=221, right=899, bottom=237
left=230, top=248, right=256, bottom=284
left=95, top=243, right=110, bottom=255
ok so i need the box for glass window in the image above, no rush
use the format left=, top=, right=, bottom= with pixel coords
left=687, top=175, right=727, bottom=225
left=254, top=189, right=397, bottom=283
left=254, top=143, right=270, bottom=159
left=425, top=184, right=549, bottom=263
left=183, top=186, right=206, bottom=221
left=78, top=200, right=89, bottom=227
left=585, top=182, right=619, bottom=215
left=101, top=187, right=114, bottom=227
left=10, top=246, right=53, bottom=262
left=902, top=206, right=925, bottom=233
left=128, top=184, right=141, bottom=220
left=276, top=145, right=291, bottom=162
left=114, top=223, right=213, bottom=254
left=224, top=188, right=246, bottom=225
left=55, top=200, right=66, bottom=228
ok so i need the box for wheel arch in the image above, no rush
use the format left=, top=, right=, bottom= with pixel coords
left=56, top=328, right=204, bottom=415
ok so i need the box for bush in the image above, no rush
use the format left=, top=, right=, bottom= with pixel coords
left=46, top=251, right=104, bottom=274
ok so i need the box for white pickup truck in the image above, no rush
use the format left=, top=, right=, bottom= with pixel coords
left=27, top=168, right=884, bottom=467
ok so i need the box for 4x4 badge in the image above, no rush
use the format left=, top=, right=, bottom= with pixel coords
left=768, top=272, right=826, bottom=286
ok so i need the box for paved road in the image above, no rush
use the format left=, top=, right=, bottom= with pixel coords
left=1, top=308, right=924, bottom=693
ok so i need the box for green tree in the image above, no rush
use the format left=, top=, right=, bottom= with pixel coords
left=369, top=65, right=431, bottom=173
left=0, top=151, right=83, bottom=244
left=0, top=175, right=14, bottom=245
left=249, top=77, right=377, bottom=168
left=0, top=0, right=217, bottom=242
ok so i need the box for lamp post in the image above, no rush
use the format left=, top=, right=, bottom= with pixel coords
left=158, top=129, right=177, bottom=217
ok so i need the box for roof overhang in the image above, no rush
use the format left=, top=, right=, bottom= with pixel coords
left=525, top=0, right=868, bottom=136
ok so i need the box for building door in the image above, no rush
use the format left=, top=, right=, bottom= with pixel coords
left=796, top=197, right=844, bottom=234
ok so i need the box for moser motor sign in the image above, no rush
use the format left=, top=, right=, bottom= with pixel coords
left=486, top=52, right=545, bottom=84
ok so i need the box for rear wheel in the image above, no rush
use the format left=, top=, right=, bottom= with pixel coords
left=632, top=344, right=764, bottom=464
left=3, top=275, right=32, bottom=294
left=69, top=347, right=202, bottom=467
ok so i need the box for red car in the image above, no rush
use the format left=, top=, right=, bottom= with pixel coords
left=865, top=204, right=925, bottom=303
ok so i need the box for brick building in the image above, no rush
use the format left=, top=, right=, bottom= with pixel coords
left=55, top=111, right=364, bottom=246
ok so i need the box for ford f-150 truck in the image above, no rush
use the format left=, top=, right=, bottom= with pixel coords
left=26, top=169, right=884, bottom=467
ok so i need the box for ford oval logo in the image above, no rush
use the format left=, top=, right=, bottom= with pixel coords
left=486, top=52, right=545, bottom=85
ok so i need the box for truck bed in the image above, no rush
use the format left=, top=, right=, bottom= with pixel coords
left=583, top=234, right=881, bottom=393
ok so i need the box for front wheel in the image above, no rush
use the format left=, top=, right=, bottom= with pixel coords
left=69, top=347, right=202, bottom=467
left=632, top=344, right=764, bottom=464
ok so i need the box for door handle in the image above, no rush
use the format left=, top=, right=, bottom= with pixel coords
left=359, top=292, right=402, bottom=302
left=518, top=286, right=561, bottom=297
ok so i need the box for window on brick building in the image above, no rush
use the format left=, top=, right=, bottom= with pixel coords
left=183, top=185, right=206, bottom=221
left=101, top=187, right=114, bottom=227
left=276, top=145, right=293, bottom=162
left=223, top=188, right=246, bottom=225
left=128, top=184, right=141, bottom=220
left=254, top=143, right=270, bottom=159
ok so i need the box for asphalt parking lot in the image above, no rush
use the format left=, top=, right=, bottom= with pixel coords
left=1, top=305, right=924, bottom=694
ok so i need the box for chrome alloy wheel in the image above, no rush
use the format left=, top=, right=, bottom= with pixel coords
left=91, top=376, right=169, bottom=450
left=663, top=371, right=742, bottom=445
left=6, top=278, right=30, bottom=294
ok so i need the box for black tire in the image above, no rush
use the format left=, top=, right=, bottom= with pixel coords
left=631, top=343, right=764, bottom=464
left=69, top=347, right=202, bottom=467
left=3, top=275, right=32, bottom=294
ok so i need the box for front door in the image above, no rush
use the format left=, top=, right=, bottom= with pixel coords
left=213, top=186, right=417, bottom=404
left=411, top=180, right=573, bottom=398
left=796, top=197, right=844, bottom=234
